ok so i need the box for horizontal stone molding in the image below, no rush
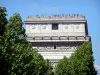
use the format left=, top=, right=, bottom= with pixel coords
left=37, top=49, right=75, bottom=52
left=26, top=32, right=86, bottom=36
left=26, top=36, right=90, bottom=42
left=24, top=20, right=86, bottom=24
left=42, top=54, right=71, bottom=60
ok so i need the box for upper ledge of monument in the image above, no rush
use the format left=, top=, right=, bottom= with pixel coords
left=25, top=14, right=85, bottom=21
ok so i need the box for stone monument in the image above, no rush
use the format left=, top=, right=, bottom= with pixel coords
left=24, top=14, right=90, bottom=67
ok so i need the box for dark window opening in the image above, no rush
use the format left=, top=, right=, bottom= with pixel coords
left=54, top=46, right=56, bottom=49
left=52, top=23, right=58, bottom=30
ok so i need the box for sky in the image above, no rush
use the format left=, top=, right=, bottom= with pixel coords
left=0, top=0, right=100, bottom=66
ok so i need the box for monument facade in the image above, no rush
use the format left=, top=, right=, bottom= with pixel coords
left=24, top=14, right=90, bottom=66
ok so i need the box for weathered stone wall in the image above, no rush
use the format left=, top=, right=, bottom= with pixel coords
left=25, top=14, right=90, bottom=65
left=32, top=42, right=81, bottom=60
left=26, top=23, right=85, bottom=36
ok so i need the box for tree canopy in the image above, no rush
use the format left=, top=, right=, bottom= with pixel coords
left=55, top=42, right=97, bottom=75
left=69, top=42, right=97, bottom=75
left=0, top=7, right=50, bottom=75
left=0, top=6, right=8, bottom=36
left=55, top=56, right=70, bottom=75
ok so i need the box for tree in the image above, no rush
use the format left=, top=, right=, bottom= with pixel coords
left=44, top=59, right=53, bottom=75
left=0, top=6, right=8, bottom=36
left=55, top=56, right=70, bottom=75
left=0, top=6, right=8, bottom=75
left=0, top=13, right=49, bottom=75
left=69, top=42, right=97, bottom=75
left=54, top=42, right=97, bottom=75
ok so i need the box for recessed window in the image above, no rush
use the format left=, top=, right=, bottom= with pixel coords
left=52, top=23, right=58, bottom=30
left=54, top=46, right=56, bottom=49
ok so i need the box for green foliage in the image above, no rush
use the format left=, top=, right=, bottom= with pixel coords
left=0, top=6, right=8, bottom=75
left=8, top=13, right=25, bottom=36
left=55, top=56, right=70, bottom=75
left=69, top=42, right=97, bottom=75
left=0, top=6, right=8, bottom=36
left=0, top=12, right=49, bottom=75
left=55, top=42, right=97, bottom=75
left=44, top=59, right=53, bottom=75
